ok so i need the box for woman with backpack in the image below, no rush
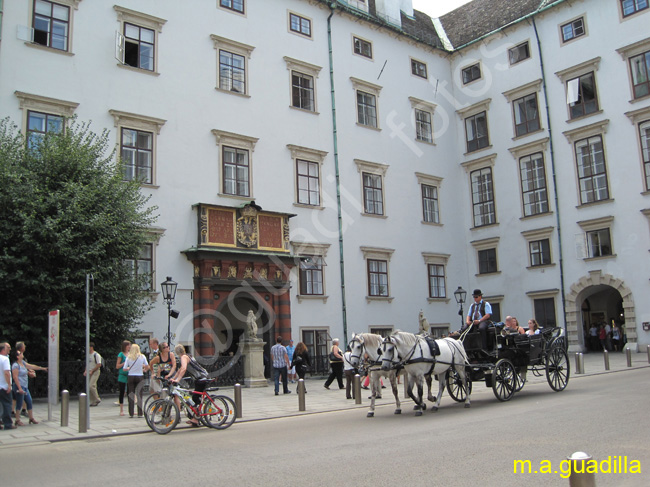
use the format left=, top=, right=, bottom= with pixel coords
left=170, top=344, right=209, bottom=427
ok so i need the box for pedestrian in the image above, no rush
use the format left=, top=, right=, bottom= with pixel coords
left=271, top=336, right=291, bottom=395
left=0, top=342, right=16, bottom=430
left=612, top=322, right=622, bottom=352
left=123, top=343, right=149, bottom=418
left=589, top=324, right=599, bottom=352
left=286, top=339, right=296, bottom=383
left=14, top=341, right=47, bottom=417
left=83, top=342, right=102, bottom=406
left=324, top=338, right=344, bottom=390
left=149, top=341, right=176, bottom=396
left=598, top=325, right=607, bottom=351
left=290, top=342, right=311, bottom=393
left=343, top=347, right=356, bottom=400
left=11, top=350, right=39, bottom=425
left=604, top=321, right=612, bottom=351
left=116, top=340, right=131, bottom=416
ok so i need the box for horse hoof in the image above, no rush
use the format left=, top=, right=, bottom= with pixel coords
left=421, top=404, right=427, bottom=411
left=367, top=412, right=374, bottom=418
left=415, top=411, right=423, bottom=417
left=413, top=405, right=419, bottom=410
left=432, top=406, right=438, bottom=412
left=428, top=397, right=436, bottom=402
left=394, top=409, right=401, bottom=415
left=464, top=403, right=471, bottom=408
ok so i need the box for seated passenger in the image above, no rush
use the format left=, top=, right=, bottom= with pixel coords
left=526, top=319, right=541, bottom=336
left=502, top=316, right=525, bottom=335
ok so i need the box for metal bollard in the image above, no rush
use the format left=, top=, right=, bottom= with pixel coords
left=603, top=349, right=610, bottom=371
left=60, top=390, right=69, bottom=427
left=298, top=379, right=306, bottom=411
left=626, top=348, right=632, bottom=367
left=575, top=353, right=584, bottom=375
left=647, top=345, right=650, bottom=364
left=234, top=383, right=242, bottom=419
left=567, top=451, right=596, bottom=487
left=78, top=393, right=88, bottom=433
left=354, top=374, right=361, bottom=405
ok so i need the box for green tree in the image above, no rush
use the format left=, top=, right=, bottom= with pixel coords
left=0, top=118, right=158, bottom=360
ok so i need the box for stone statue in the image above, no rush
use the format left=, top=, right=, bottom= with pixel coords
left=246, top=309, right=260, bottom=341
left=418, top=310, right=430, bottom=336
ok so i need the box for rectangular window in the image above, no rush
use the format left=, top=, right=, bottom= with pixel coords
left=465, top=111, right=489, bottom=152
left=471, top=167, right=495, bottom=227
left=575, top=135, right=609, bottom=204
left=33, top=0, right=69, bottom=51
left=428, top=264, right=446, bottom=298
left=121, top=128, right=153, bottom=184
left=462, top=63, right=481, bottom=84
left=411, top=59, right=427, bottom=79
left=567, top=72, right=598, bottom=119
left=357, top=90, right=377, bottom=127
left=621, top=0, right=648, bottom=17
left=353, top=36, right=372, bottom=58
left=290, top=13, right=311, bottom=37
left=640, top=120, right=650, bottom=191
left=125, top=244, right=153, bottom=291
left=508, top=42, right=530, bottom=65
left=534, top=298, right=556, bottom=328
left=629, top=51, right=650, bottom=99
left=26, top=110, right=63, bottom=148
left=421, top=184, right=439, bottom=223
left=520, top=152, right=548, bottom=217
left=530, top=239, right=551, bottom=266
left=490, top=303, right=502, bottom=323
left=415, top=109, right=433, bottom=143
left=478, top=248, right=497, bottom=274
left=302, top=329, right=328, bottom=375
left=513, top=93, right=540, bottom=137
left=220, top=50, right=246, bottom=94
left=300, top=256, right=324, bottom=295
left=586, top=228, right=612, bottom=258
left=362, top=172, right=383, bottom=215
left=223, top=146, right=249, bottom=196
left=291, top=71, right=314, bottom=111
left=297, top=159, right=320, bottom=206
left=368, top=259, right=388, bottom=297
left=220, top=0, right=244, bottom=14
left=124, top=23, right=155, bottom=71
left=561, top=18, right=585, bottom=43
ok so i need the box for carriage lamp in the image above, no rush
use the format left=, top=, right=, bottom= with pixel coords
left=161, top=276, right=178, bottom=346
left=454, top=286, right=467, bottom=327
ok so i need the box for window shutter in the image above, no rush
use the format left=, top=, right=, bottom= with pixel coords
left=115, top=31, right=125, bottom=63
left=16, top=25, right=34, bottom=42
left=567, top=78, right=580, bottom=105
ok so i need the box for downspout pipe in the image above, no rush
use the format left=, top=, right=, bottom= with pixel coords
left=532, top=17, right=569, bottom=341
left=327, top=2, right=349, bottom=346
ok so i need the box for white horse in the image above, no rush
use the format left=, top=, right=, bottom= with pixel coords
left=381, top=331, right=470, bottom=416
left=348, top=333, right=401, bottom=417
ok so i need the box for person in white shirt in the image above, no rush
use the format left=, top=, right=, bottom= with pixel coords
left=123, top=344, right=149, bottom=418
left=83, top=342, right=102, bottom=406
left=0, top=342, right=15, bottom=430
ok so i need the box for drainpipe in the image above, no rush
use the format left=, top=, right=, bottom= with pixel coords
left=532, top=17, right=568, bottom=340
left=327, top=2, right=349, bottom=346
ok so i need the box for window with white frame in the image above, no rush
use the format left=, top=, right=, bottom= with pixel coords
left=508, top=42, right=530, bottom=65
left=284, top=57, right=322, bottom=113
left=110, top=110, right=166, bottom=186
left=620, top=0, right=648, bottom=17
left=629, top=50, right=650, bottom=99
left=471, top=167, right=495, bottom=227
left=513, top=93, right=540, bottom=137
left=355, top=160, right=388, bottom=217
left=575, top=135, right=609, bottom=204
left=15, top=91, right=78, bottom=148
left=125, top=243, right=153, bottom=291
left=640, top=120, right=650, bottom=190
left=422, top=253, right=449, bottom=299
left=212, top=130, right=259, bottom=198
left=292, top=242, right=330, bottom=301
left=528, top=291, right=558, bottom=328
left=521, top=227, right=554, bottom=268
left=32, top=0, right=70, bottom=51
left=416, top=172, right=442, bottom=224
left=556, top=58, right=600, bottom=121
left=465, top=112, right=489, bottom=152
left=353, top=36, right=372, bottom=59
left=351, top=78, right=382, bottom=129
left=471, top=237, right=499, bottom=275
left=461, top=63, right=481, bottom=84
left=361, top=247, right=393, bottom=300
left=577, top=216, right=615, bottom=260
left=211, top=35, right=255, bottom=96
left=411, top=58, right=427, bottom=79
left=289, top=12, right=311, bottom=37
left=560, top=17, right=585, bottom=43
left=409, top=97, right=436, bottom=144
left=219, top=0, right=244, bottom=14
left=287, top=144, right=327, bottom=207
left=520, top=152, right=549, bottom=216
left=114, top=6, right=166, bottom=73
left=26, top=111, right=64, bottom=148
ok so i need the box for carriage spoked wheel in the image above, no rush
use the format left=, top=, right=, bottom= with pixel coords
left=445, top=368, right=472, bottom=402
left=546, top=347, right=570, bottom=392
left=514, top=368, right=526, bottom=393
left=492, top=359, right=516, bottom=402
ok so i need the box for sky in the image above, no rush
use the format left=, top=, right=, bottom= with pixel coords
left=411, top=0, right=472, bottom=18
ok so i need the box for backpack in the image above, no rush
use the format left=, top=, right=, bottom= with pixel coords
left=186, top=355, right=209, bottom=380
left=94, top=352, right=106, bottom=371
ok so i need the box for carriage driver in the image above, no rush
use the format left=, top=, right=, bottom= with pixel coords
left=461, top=289, right=492, bottom=351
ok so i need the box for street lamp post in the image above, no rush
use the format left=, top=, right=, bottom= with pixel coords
left=454, top=286, right=467, bottom=330
left=161, top=276, right=178, bottom=347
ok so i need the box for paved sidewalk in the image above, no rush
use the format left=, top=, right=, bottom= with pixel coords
left=0, top=349, right=647, bottom=448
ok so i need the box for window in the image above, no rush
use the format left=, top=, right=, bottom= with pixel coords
left=415, top=109, right=433, bottom=143
left=508, top=42, right=530, bottom=65
left=126, top=244, right=153, bottom=291
left=367, top=259, right=388, bottom=297
left=561, top=17, right=585, bottom=43
left=302, top=329, right=328, bottom=375
left=629, top=50, right=650, bottom=99
left=211, top=35, right=255, bottom=96
left=513, top=94, right=540, bottom=137
left=362, top=173, right=384, bottom=215
left=15, top=92, right=78, bottom=147
left=114, top=7, right=166, bottom=73
left=640, top=120, right=650, bottom=190
left=586, top=229, right=612, bottom=258
left=462, top=63, right=481, bottom=84
left=297, top=160, right=320, bottom=206
left=26, top=111, right=63, bottom=148
left=534, top=298, right=556, bottom=328
left=289, top=12, right=311, bottom=37
left=575, top=135, right=609, bottom=204
left=471, top=167, right=495, bottom=227
left=369, top=327, right=393, bottom=338
left=291, top=72, right=314, bottom=111
left=519, top=152, right=549, bottom=216
left=621, top=0, right=648, bottom=17
left=478, top=248, right=497, bottom=274
left=529, top=239, right=551, bottom=266
left=357, top=91, right=377, bottom=128
left=567, top=72, right=598, bottom=119
left=465, top=112, right=489, bottom=152
left=33, top=0, right=69, bottom=51
left=411, top=58, right=427, bottom=79
left=121, top=128, right=152, bottom=183
left=300, top=256, right=323, bottom=295
left=490, top=302, right=502, bottom=322
left=212, top=130, right=259, bottom=198
left=422, top=184, right=439, bottom=223
left=428, top=264, right=446, bottom=298
left=353, top=36, right=372, bottom=59
left=220, top=0, right=244, bottom=14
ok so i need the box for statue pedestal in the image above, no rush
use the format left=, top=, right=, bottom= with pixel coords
left=241, top=340, right=267, bottom=388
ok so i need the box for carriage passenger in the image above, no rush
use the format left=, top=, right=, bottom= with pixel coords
left=526, top=319, right=541, bottom=335
left=502, top=316, right=525, bottom=335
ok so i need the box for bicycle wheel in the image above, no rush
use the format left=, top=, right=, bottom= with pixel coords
left=143, top=393, right=162, bottom=427
left=201, top=395, right=236, bottom=430
left=148, top=398, right=179, bottom=434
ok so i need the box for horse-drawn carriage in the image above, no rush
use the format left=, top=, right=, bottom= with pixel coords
left=446, top=324, right=570, bottom=403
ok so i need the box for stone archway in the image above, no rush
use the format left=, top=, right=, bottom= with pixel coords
left=565, top=270, right=637, bottom=352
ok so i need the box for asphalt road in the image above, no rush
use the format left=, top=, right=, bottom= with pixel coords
left=3, top=369, right=649, bottom=486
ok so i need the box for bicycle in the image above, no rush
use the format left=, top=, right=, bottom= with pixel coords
left=146, top=378, right=236, bottom=434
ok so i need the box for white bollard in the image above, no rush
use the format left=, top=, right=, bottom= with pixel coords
left=567, top=451, right=596, bottom=487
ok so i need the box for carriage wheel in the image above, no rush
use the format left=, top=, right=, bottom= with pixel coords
left=446, top=369, right=472, bottom=402
left=546, top=347, right=570, bottom=392
left=514, top=368, right=526, bottom=393
left=492, top=359, right=516, bottom=402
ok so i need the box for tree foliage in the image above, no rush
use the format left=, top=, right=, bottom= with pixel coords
left=0, top=118, right=158, bottom=360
